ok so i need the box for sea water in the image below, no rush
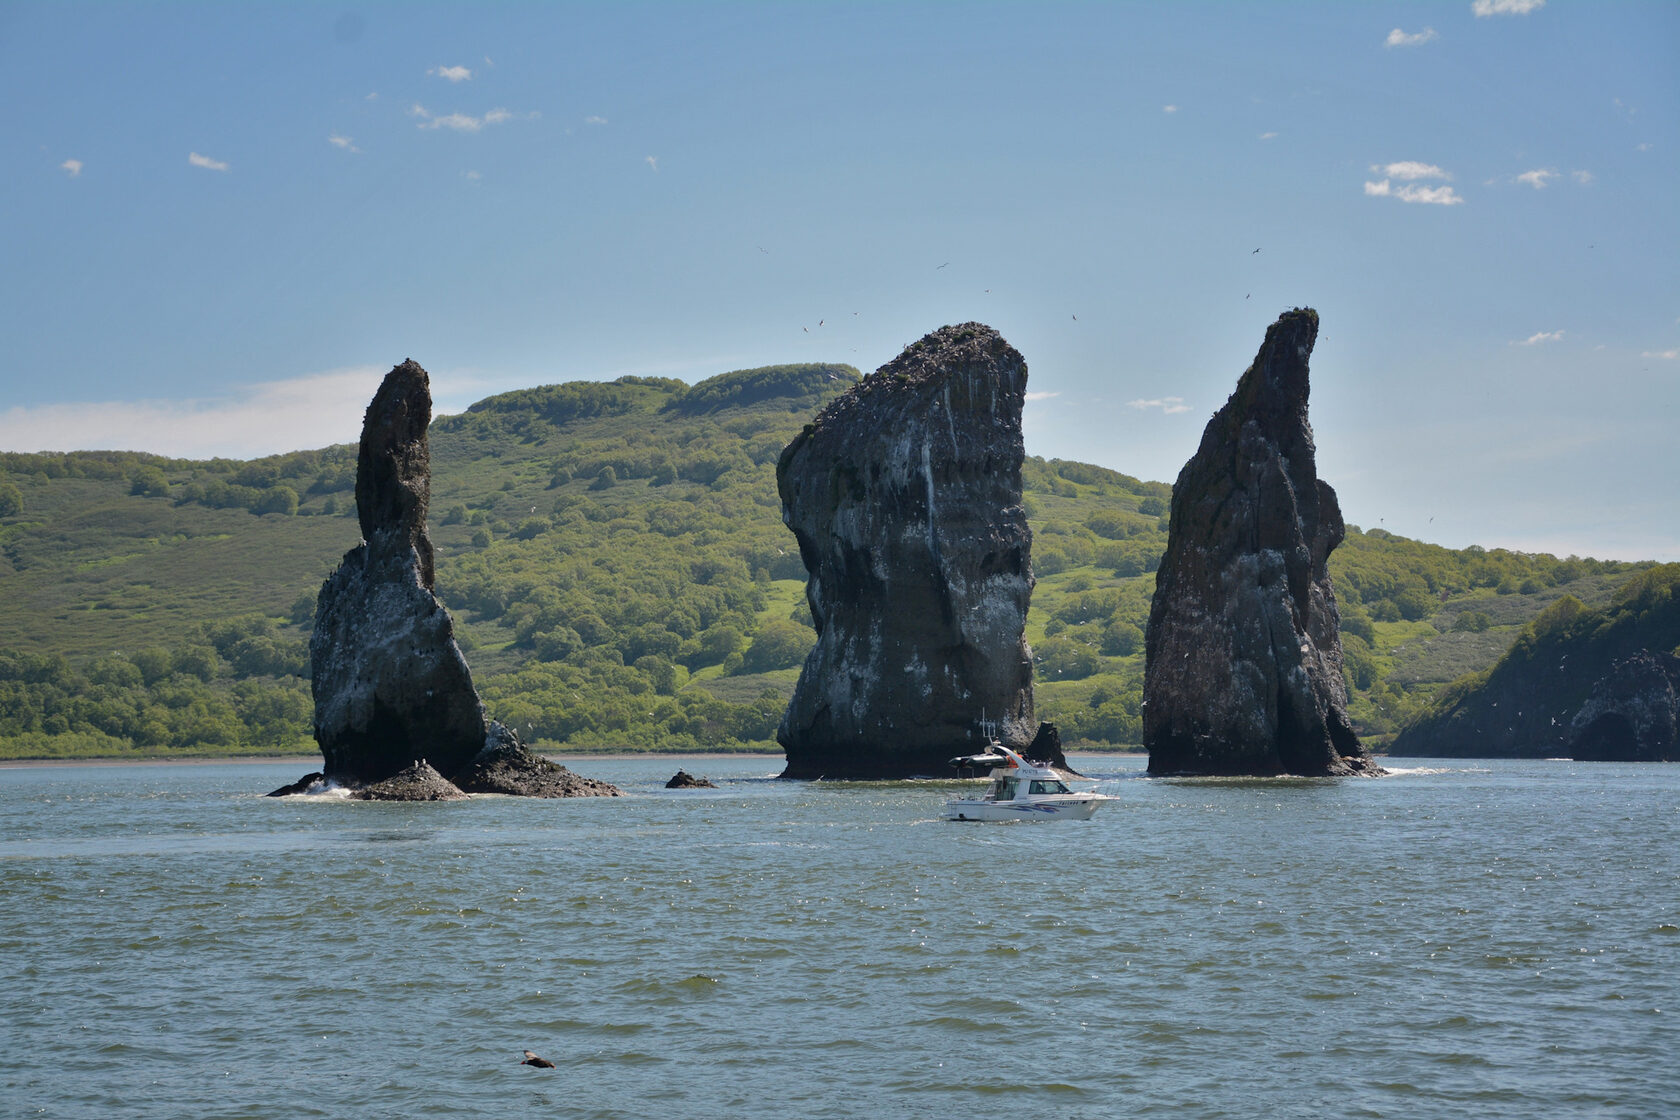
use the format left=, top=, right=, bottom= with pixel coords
left=1, top=755, right=1675, bottom=1119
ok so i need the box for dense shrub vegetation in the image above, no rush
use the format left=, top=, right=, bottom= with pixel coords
left=0, top=364, right=1653, bottom=759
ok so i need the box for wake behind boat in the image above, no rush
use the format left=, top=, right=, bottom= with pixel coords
left=943, top=744, right=1111, bottom=822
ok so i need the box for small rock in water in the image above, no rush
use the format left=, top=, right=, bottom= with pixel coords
left=665, top=769, right=717, bottom=789
left=266, top=772, right=325, bottom=797
left=452, top=722, right=622, bottom=798
left=352, top=759, right=469, bottom=801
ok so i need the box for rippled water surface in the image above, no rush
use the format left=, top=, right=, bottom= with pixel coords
left=2, top=755, right=1676, bottom=1118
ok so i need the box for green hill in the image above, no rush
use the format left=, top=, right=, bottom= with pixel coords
left=0, top=364, right=1654, bottom=760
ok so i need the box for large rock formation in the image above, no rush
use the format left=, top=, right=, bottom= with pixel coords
left=1569, top=649, right=1680, bottom=762
left=310, top=360, right=490, bottom=783
left=1390, top=567, right=1680, bottom=759
left=1143, top=309, right=1379, bottom=776
left=776, top=323, right=1036, bottom=779
left=302, top=359, right=621, bottom=799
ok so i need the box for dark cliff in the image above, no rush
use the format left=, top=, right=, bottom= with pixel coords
left=776, top=323, right=1036, bottom=778
left=310, top=360, right=489, bottom=783
left=1143, top=309, right=1378, bottom=776
left=1391, top=565, right=1680, bottom=758
left=1570, top=649, right=1680, bottom=762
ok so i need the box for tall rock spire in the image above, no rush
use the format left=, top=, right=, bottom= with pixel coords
left=1143, top=309, right=1379, bottom=776
left=309, top=359, right=487, bottom=783
left=776, top=323, right=1036, bottom=778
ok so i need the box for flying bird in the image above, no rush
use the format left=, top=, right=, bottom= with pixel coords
left=1252, top=248, right=1260, bottom=254
left=521, top=1051, right=555, bottom=1069
left=936, top=262, right=949, bottom=270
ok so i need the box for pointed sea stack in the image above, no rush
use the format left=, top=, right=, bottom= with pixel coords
left=776, top=323, right=1036, bottom=779
left=309, top=360, right=490, bottom=784
left=1143, top=309, right=1379, bottom=776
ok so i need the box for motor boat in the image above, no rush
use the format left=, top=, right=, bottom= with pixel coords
left=942, top=744, right=1111, bottom=822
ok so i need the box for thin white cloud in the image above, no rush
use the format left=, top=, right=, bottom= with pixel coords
left=464, top=170, right=481, bottom=181
left=1258, top=131, right=1278, bottom=141
left=1364, top=179, right=1465, bottom=205
left=1517, top=168, right=1558, bottom=189
left=421, top=112, right=484, bottom=132
left=1513, top=330, right=1564, bottom=346
left=412, top=104, right=527, bottom=132
left=1024, top=391, right=1060, bottom=401
left=328, top=133, right=359, bottom=153
left=1473, top=0, right=1544, bottom=16
left=1375, top=161, right=1451, bottom=181
left=0, top=368, right=396, bottom=458
left=188, top=151, right=230, bottom=172
left=1386, top=27, right=1439, bottom=48
left=1572, top=169, right=1593, bottom=184
left=1162, top=104, right=1178, bottom=114
left=1128, top=397, right=1190, bottom=415
left=1641, top=349, right=1679, bottom=360
left=60, top=158, right=83, bottom=177
left=645, top=155, right=659, bottom=172
left=430, top=65, right=472, bottom=82
left=585, top=115, right=608, bottom=126
left=1636, top=142, right=1653, bottom=152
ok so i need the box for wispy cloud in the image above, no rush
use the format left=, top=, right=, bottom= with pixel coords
left=1571, top=169, right=1593, bottom=184
left=1641, top=348, right=1679, bottom=360
left=585, top=115, right=608, bottom=126
left=1365, top=161, right=1462, bottom=204
left=429, top=65, right=472, bottom=82
left=60, top=158, right=82, bottom=177
left=1364, top=180, right=1463, bottom=205
left=1385, top=27, right=1439, bottom=48
left=188, top=151, right=230, bottom=172
left=464, top=170, right=481, bottom=182
left=1513, top=330, right=1564, bottom=346
left=1258, top=131, right=1278, bottom=141
left=1024, top=391, right=1060, bottom=401
left=328, top=133, right=359, bottom=153
left=0, top=368, right=397, bottom=458
left=645, top=155, right=659, bottom=172
left=1162, top=104, right=1178, bottom=114
left=1516, top=168, right=1558, bottom=189
left=1128, top=397, right=1190, bottom=415
left=1377, top=161, right=1451, bottom=181
left=411, top=104, right=528, bottom=132
left=1636, top=142, right=1653, bottom=152
left=1473, top=0, right=1545, bottom=16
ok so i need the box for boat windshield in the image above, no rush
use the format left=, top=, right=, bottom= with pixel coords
left=1028, top=779, right=1071, bottom=795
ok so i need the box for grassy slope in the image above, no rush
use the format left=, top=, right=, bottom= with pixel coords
left=0, top=367, right=1653, bottom=759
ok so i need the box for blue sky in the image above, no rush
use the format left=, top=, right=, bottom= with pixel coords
left=3, top=1, right=1676, bottom=560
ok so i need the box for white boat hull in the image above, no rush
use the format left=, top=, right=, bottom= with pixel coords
left=943, top=795, right=1108, bottom=822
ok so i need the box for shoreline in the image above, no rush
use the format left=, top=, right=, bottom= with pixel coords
left=0, top=751, right=788, bottom=771
left=0, top=748, right=1148, bottom=771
